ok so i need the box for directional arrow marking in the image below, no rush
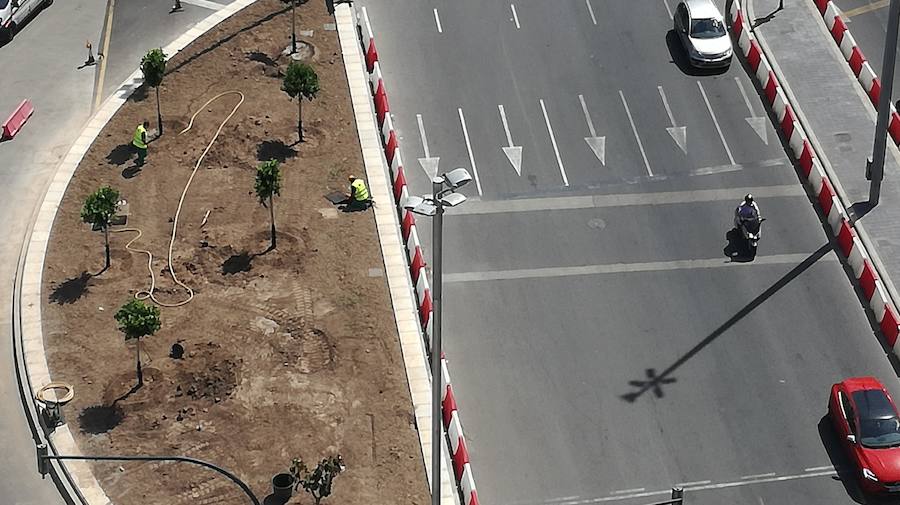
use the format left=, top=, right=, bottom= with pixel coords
left=735, top=77, right=768, bottom=145
left=658, top=85, right=687, bottom=154
left=498, top=105, right=523, bottom=176
left=578, top=94, right=606, bottom=165
left=416, top=114, right=440, bottom=179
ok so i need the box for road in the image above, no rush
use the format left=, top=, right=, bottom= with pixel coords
left=359, top=1, right=897, bottom=504
left=833, top=0, right=900, bottom=97
left=0, top=0, right=248, bottom=502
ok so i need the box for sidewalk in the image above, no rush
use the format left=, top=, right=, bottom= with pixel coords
left=748, top=0, right=900, bottom=308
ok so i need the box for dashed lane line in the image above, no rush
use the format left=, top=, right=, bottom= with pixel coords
left=457, top=107, right=484, bottom=196
left=619, top=90, right=653, bottom=177
left=433, top=8, right=443, bottom=33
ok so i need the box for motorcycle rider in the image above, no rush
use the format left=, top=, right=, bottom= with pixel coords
left=734, top=193, right=760, bottom=230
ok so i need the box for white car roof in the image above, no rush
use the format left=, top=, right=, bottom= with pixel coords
left=685, top=0, right=723, bottom=20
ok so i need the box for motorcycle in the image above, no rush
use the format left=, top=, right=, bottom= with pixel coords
left=736, top=215, right=765, bottom=253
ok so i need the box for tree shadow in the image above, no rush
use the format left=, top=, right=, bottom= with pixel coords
left=78, top=404, right=124, bottom=434
left=257, top=140, right=298, bottom=163
left=48, top=271, right=93, bottom=305
left=106, top=143, right=134, bottom=166
left=818, top=415, right=867, bottom=504
left=127, top=84, right=149, bottom=103
left=621, top=243, right=832, bottom=402
left=247, top=51, right=277, bottom=67
left=723, top=228, right=756, bottom=262
left=221, top=246, right=274, bottom=275
left=665, top=29, right=729, bottom=77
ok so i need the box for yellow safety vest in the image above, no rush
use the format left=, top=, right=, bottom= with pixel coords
left=351, top=179, right=369, bottom=201
left=132, top=124, right=147, bottom=149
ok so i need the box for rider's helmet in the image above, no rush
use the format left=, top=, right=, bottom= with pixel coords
left=744, top=193, right=754, bottom=205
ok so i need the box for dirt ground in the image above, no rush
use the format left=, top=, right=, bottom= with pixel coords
left=40, top=1, right=429, bottom=503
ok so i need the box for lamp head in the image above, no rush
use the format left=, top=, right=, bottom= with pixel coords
left=443, top=168, right=472, bottom=189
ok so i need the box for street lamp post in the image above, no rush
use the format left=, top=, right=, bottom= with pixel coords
left=404, top=168, right=472, bottom=505
left=867, top=0, right=900, bottom=205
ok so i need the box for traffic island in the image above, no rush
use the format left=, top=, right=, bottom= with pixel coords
left=38, top=0, right=429, bottom=503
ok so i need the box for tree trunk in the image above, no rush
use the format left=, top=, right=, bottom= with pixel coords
left=298, top=98, right=303, bottom=142
left=103, top=226, right=111, bottom=271
left=155, top=86, right=163, bottom=136
left=291, top=0, right=297, bottom=53
left=136, top=336, right=144, bottom=388
left=269, top=195, right=276, bottom=250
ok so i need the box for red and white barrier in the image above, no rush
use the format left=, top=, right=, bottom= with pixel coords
left=730, top=3, right=900, bottom=353
left=353, top=6, right=479, bottom=503
left=2, top=99, right=34, bottom=139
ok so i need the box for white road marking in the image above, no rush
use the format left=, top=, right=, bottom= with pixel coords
left=554, top=469, right=837, bottom=504
left=498, top=105, right=524, bottom=176
left=619, top=90, right=653, bottom=177
left=741, top=472, right=777, bottom=480
left=658, top=85, right=688, bottom=154
left=433, top=8, right=443, bottom=33
left=586, top=0, right=598, bottom=24
left=735, top=77, right=769, bottom=145
left=662, top=0, right=673, bottom=18
left=578, top=94, right=606, bottom=165
left=539, top=99, right=569, bottom=186
left=511, top=4, right=521, bottom=29
left=457, top=108, right=484, bottom=196
left=610, top=488, right=645, bottom=495
left=180, top=0, right=225, bottom=10
left=804, top=465, right=834, bottom=472
left=697, top=80, right=737, bottom=165
left=676, top=480, right=711, bottom=487
left=445, top=253, right=834, bottom=283
left=454, top=174, right=795, bottom=215
left=416, top=114, right=440, bottom=179
left=546, top=497, right=580, bottom=503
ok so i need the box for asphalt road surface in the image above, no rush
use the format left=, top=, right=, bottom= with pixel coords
left=833, top=0, right=900, bottom=99
left=359, top=1, right=899, bottom=504
left=0, top=0, right=252, bottom=502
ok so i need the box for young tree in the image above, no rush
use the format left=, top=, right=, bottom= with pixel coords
left=114, top=299, right=161, bottom=388
left=80, top=186, right=120, bottom=271
left=255, top=159, right=283, bottom=250
left=281, top=61, right=319, bottom=142
left=299, top=456, right=344, bottom=505
left=141, top=48, right=168, bottom=136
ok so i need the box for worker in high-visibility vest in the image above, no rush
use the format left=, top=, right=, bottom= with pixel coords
left=132, top=121, right=149, bottom=167
left=346, top=175, right=371, bottom=211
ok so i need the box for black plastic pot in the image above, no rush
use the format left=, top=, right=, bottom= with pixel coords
left=272, top=473, right=294, bottom=499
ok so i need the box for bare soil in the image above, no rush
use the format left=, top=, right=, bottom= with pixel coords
left=40, top=1, right=429, bottom=503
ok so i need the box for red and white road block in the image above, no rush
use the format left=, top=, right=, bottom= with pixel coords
left=730, top=3, right=900, bottom=352
left=2, top=99, right=34, bottom=139
left=354, top=6, right=480, bottom=503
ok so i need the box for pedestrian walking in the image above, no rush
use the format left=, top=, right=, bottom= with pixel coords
left=132, top=121, right=149, bottom=167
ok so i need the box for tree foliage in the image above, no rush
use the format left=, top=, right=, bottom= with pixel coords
left=115, top=299, right=161, bottom=341
left=254, top=159, right=282, bottom=203
left=140, top=48, right=167, bottom=87
left=281, top=61, right=319, bottom=101
left=80, top=186, right=119, bottom=230
left=289, top=455, right=344, bottom=505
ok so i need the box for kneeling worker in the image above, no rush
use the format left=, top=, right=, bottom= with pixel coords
left=346, top=175, right=372, bottom=211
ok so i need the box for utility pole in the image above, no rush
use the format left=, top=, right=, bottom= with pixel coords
left=430, top=176, right=443, bottom=505
left=867, top=0, right=900, bottom=205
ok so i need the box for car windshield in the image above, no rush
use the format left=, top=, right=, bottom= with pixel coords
left=853, top=389, right=900, bottom=448
left=0, top=0, right=9, bottom=9
left=690, top=18, right=726, bottom=39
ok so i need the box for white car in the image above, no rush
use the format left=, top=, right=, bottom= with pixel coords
left=0, top=0, right=53, bottom=43
left=673, top=0, right=732, bottom=68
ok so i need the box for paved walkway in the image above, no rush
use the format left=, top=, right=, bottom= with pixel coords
left=749, top=0, right=900, bottom=308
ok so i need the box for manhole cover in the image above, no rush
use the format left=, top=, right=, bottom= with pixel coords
left=588, top=218, right=606, bottom=230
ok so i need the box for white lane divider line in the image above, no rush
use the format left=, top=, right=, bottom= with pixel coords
left=498, top=105, right=524, bottom=176
left=180, top=0, right=225, bottom=10
left=610, top=488, right=645, bottom=495
left=585, top=0, right=598, bottom=25
left=662, top=0, right=673, bottom=18
left=539, top=99, right=569, bottom=186
left=511, top=4, right=521, bottom=29
left=457, top=107, right=484, bottom=196
left=658, top=85, right=688, bottom=154
left=416, top=114, right=440, bottom=179
left=803, top=465, right=834, bottom=472
left=578, top=94, right=606, bottom=165
left=619, top=90, right=653, bottom=177
left=740, top=472, right=777, bottom=480
left=735, top=77, right=769, bottom=145
left=433, top=8, right=443, bottom=33
left=676, top=480, right=711, bottom=487
left=697, top=80, right=736, bottom=165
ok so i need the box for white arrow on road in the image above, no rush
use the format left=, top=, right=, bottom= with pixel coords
left=735, top=77, right=768, bottom=145
left=416, top=114, right=440, bottom=179
left=578, top=94, right=606, bottom=165
left=658, top=85, right=687, bottom=154
left=498, top=104, right=523, bottom=176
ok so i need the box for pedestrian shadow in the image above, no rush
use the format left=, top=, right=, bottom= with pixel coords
left=621, top=243, right=831, bottom=402
left=753, top=5, right=784, bottom=28
left=122, top=166, right=142, bottom=179
left=818, top=415, right=867, bottom=504
left=48, top=271, right=93, bottom=305
left=257, top=140, right=298, bottom=163
left=106, top=143, right=134, bottom=166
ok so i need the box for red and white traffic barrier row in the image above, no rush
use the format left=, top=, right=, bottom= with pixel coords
left=355, top=7, right=479, bottom=505
left=812, top=0, right=900, bottom=145
left=730, top=4, right=900, bottom=352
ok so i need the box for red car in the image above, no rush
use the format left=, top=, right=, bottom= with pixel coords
left=829, top=377, right=900, bottom=494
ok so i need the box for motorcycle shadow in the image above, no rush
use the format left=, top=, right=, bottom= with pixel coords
left=723, top=228, right=756, bottom=262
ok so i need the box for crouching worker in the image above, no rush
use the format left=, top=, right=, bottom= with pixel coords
left=343, top=175, right=372, bottom=211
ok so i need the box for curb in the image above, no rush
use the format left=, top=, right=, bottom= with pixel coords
left=15, top=1, right=261, bottom=504
left=335, top=4, right=477, bottom=505
left=728, top=2, right=900, bottom=358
